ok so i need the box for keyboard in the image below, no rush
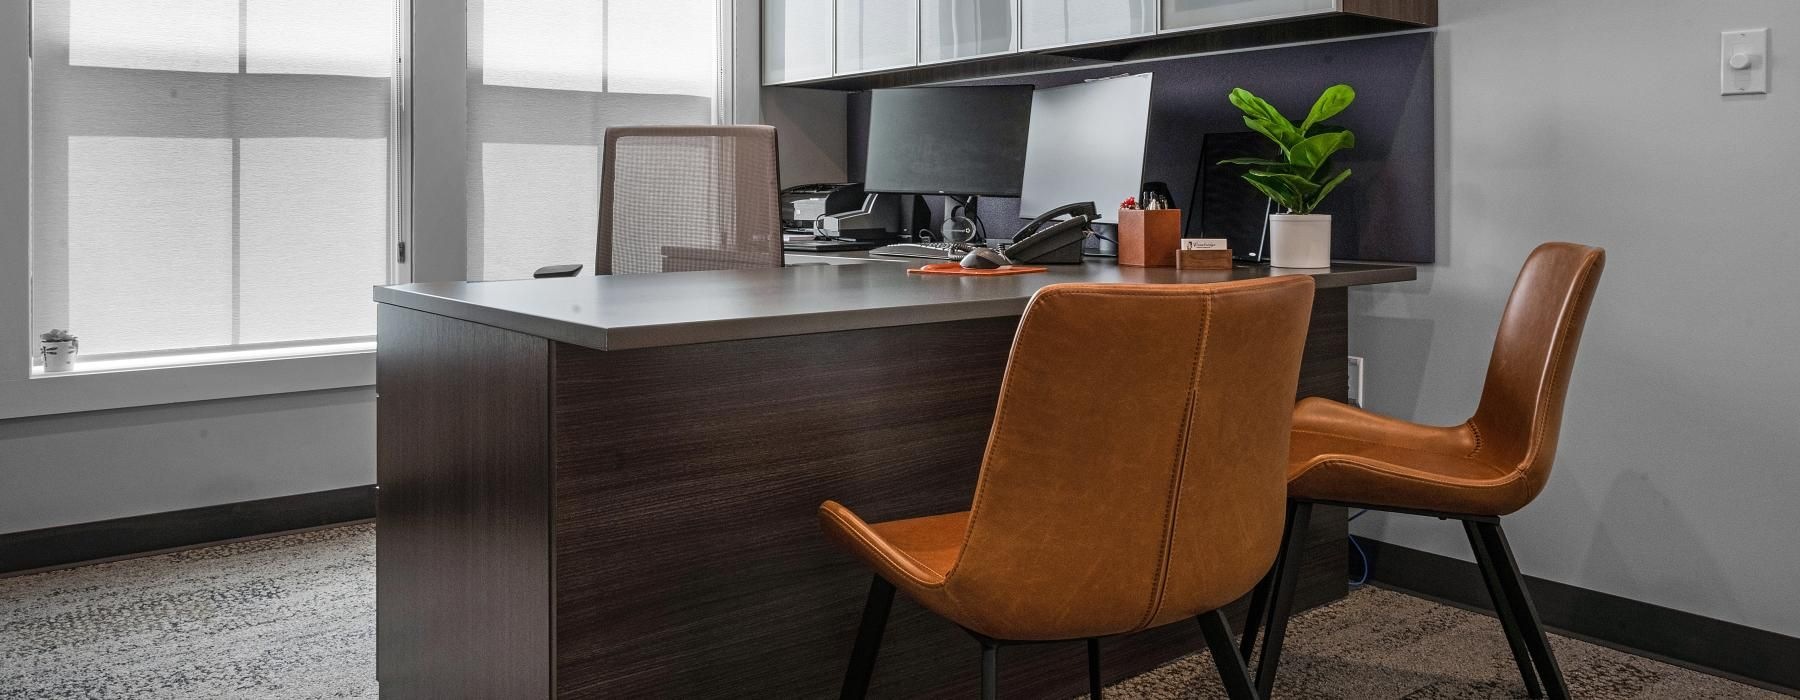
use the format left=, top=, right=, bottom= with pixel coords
left=870, top=242, right=961, bottom=259
left=783, top=238, right=880, bottom=252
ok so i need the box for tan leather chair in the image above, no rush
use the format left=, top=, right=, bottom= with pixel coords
left=1242, top=243, right=1605, bottom=700
left=820, top=277, right=1317, bottom=700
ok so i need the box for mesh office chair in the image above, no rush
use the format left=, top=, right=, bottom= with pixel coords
left=535, top=125, right=783, bottom=277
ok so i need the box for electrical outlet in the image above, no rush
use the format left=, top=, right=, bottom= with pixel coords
left=1347, top=356, right=1365, bottom=407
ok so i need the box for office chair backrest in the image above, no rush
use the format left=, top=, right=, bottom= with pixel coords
left=597, top=125, right=783, bottom=275
left=944, top=278, right=1316, bottom=641
left=1469, top=242, right=1606, bottom=504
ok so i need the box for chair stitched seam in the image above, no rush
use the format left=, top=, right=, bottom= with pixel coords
left=1464, top=420, right=1484, bottom=459
left=1313, top=456, right=1525, bottom=491
left=1138, top=292, right=1213, bottom=632
left=946, top=287, right=1057, bottom=585
left=822, top=508, right=947, bottom=590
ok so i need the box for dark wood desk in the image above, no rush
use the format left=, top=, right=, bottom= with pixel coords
left=373, top=256, right=1415, bottom=698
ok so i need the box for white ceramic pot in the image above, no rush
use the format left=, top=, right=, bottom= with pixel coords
left=1268, top=214, right=1332, bottom=269
left=40, top=340, right=78, bottom=372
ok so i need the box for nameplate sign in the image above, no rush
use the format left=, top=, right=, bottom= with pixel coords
left=1181, top=238, right=1230, bottom=251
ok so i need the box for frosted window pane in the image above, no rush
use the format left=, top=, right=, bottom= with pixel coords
left=67, top=137, right=235, bottom=355
left=476, top=143, right=599, bottom=281
left=239, top=138, right=389, bottom=344
left=35, top=0, right=394, bottom=361
left=468, top=1, right=723, bottom=282
left=481, top=0, right=607, bottom=91
left=607, top=1, right=716, bottom=97
left=246, top=0, right=395, bottom=77
left=69, top=0, right=239, bottom=73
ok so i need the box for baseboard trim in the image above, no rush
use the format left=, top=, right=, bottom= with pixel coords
left=0, top=485, right=376, bottom=577
left=1361, top=537, right=1800, bottom=696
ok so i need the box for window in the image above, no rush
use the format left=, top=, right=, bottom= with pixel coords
left=466, top=0, right=727, bottom=281
left=4, top=0, right=749, bottom=415
left=28, top=0, right=402, bottom=365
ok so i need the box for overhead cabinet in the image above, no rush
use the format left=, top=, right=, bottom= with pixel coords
left=1160, top=0, right=1335, bottom=31
left=763, top=0, right=834, bottom=84
left=920, top=0, right=1017, bottom=64
left=837, top=0, right=920, bottom=74
left=761, top=0, right=1435, bottom=88
left=1020, top=0, right=1157, bottom=51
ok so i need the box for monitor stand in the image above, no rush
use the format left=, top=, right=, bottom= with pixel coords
left=1085, top=222, right=1119, bottom=257
left=941, top=194, right=988, bottom=245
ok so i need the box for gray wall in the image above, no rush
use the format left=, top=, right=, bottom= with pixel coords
left=1351, top=0, right=1800, bottom=639
left=0, top=389, right=374, bottom=533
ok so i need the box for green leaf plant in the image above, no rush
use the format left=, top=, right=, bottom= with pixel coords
left=1220, top=84, right=1356, bottom=215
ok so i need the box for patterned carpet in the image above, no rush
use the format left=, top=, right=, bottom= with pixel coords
left=0, top=524, right=1784, bottom=699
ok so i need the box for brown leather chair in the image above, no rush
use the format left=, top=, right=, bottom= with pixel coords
left=1242, top=242, right=1606, bottom=700
left=820, top=277, right=1317, bottom=700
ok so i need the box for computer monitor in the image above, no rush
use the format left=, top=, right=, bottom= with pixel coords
left=863, top=85, right=1034, bottom=197
left=1019, top=73, right=1153, bottom=225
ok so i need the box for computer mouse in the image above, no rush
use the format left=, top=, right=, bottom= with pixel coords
left=959, top=247, right=1010, bottom=270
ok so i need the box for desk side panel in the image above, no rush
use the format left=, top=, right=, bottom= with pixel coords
left=1297, top=287, right=1353, bottom=602
left=552, top=317, right=1017, bottom=698
left=375, top=305, right=552, bottom=698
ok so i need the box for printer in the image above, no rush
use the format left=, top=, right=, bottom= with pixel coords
left=780, top=183, right=901, bottom=241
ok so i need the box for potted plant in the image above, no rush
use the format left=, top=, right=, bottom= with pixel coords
left=1220, top=84, right=1356, bottom=268
left=39, top=329, right=79, bottom=372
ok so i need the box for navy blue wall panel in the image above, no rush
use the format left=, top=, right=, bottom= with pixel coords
left=848, top=32, right=1435, bottom=263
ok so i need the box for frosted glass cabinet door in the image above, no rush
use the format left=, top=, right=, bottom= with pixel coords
left=1021, top=0, right=1156, bottom=50
left=1160, top=0, right=1334, bottom=31
left=837, top=0, right=918, bottom=74
left=920, top=0, right=1015, bottom=64
left=764, top=0, right=834, bottom=83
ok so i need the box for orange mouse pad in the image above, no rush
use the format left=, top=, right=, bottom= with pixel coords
left=906, top=262, right=1048, bottom=276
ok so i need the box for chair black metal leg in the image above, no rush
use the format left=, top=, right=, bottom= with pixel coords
left=1198, top=609, right=1261, bottom=700
left=1086, top=638, right=1102, bottom=699
left=1239, top=557, right=1278, bottom=661
left=1254, top=500, right=1313, bottom=698
left=839, top=576, right=896, bottom=700
left=981, top=640, right=999, bottom=700
left=1476, top=522, right=1570, bottom=700
left=1465, top=521, right=1544, bottom=699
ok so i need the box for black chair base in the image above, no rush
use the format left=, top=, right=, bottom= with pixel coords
left=1242, top=500, right=1569, bottom=700
left=837, top=576, right=1262, bottom=700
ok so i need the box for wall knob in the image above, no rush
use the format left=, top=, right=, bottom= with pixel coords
left=1729, top=52, right=1754, bottom=70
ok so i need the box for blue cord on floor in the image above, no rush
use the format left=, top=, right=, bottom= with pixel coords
left=1348, top=509, right=1371, bottom=587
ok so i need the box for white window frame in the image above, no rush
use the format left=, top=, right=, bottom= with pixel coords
left=0, top=0, right=762, bottom=420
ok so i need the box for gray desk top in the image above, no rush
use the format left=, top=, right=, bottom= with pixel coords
left=374, top=254, right=1417, bottom=351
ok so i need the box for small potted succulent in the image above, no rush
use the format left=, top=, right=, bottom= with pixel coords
left=1220, top=84, right=1356, bottom=268
left=39, top=329, right=79, bottom=372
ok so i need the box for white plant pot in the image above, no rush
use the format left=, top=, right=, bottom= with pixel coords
left=40, top=340, right=78, bottom=372
left=1268, top=214, right=1332, bottom=269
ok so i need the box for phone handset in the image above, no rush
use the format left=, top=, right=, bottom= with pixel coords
left=1005, top=202, right=1098, bottom=264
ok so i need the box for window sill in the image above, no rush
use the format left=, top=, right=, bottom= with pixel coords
left=1, top=342, right=375, bottom=420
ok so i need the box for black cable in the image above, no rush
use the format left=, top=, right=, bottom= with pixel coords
left=1348, top=509, right=1371, bottom=586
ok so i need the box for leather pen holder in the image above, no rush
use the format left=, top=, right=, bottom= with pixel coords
left=1118, top=209, right=1181, bottom=268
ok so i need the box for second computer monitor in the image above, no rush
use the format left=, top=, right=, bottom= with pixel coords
left=863, top=85, right=1034, bottom=197
left=1018, top=73, right=1153, bottom=225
